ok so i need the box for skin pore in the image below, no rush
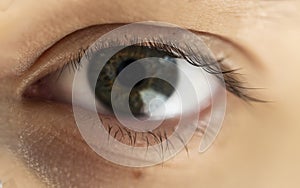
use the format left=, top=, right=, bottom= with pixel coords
left=1, top=0, right=300, bottom=187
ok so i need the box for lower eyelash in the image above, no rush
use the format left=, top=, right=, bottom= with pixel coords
left=100, top=115, right=193, bottom=158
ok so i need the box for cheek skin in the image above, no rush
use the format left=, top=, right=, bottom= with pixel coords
left=0, top=0, right=13, bottom=12
left=8, top=100, right=148, bottom=188
left=2, top=94, right=215, bottom=188
left=1, top=94, right=274, bottom=188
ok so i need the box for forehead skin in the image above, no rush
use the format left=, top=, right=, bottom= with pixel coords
left=0, top=0, right=300, bottom=188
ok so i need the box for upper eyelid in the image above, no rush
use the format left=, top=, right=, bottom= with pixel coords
left=21, top=23, right=265, bottom=74
left=15, top=24, right=120, bottom=98
left=16, top=23, right=261, bottom=100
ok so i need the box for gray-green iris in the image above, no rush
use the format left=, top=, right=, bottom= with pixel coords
left=94, top=46, right=179, bottom=117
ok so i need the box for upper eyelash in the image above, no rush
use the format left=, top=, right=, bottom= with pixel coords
left=60, top=37, right=264, bottom=103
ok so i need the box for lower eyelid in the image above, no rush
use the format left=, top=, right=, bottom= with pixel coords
left=14, top=91, right=218, bottom=188
left=15, top=101, right=144, bottom=187
left=101, top=104, right=206, bottom=150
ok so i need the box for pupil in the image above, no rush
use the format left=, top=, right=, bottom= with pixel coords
left=93, top=45, right=179, bottom=117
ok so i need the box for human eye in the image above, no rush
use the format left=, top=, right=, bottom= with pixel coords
left=22, top=22, right=263, bottom=167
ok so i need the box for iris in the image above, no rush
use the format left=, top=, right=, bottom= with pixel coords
left=94, top=46, right=179, bottom=117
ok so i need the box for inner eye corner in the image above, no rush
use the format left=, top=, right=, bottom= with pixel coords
left=17, top=60, right=68, bottom=100
left=20, top=68, right=63, bottom=102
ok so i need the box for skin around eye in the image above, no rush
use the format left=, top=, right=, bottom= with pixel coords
left=11, top=19, right=269, bottom=186
left=2, top=1, right=300, bottom=188
left=21, top=22, right=266, bottom=168
left=23, top=25, right=225, bottom=166
left=21, top=22, right=231, bottom=167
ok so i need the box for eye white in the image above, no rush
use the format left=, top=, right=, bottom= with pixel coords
left=148, top=58, right=219, bottom=119
left=49, top=57, right=219, bottom=120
